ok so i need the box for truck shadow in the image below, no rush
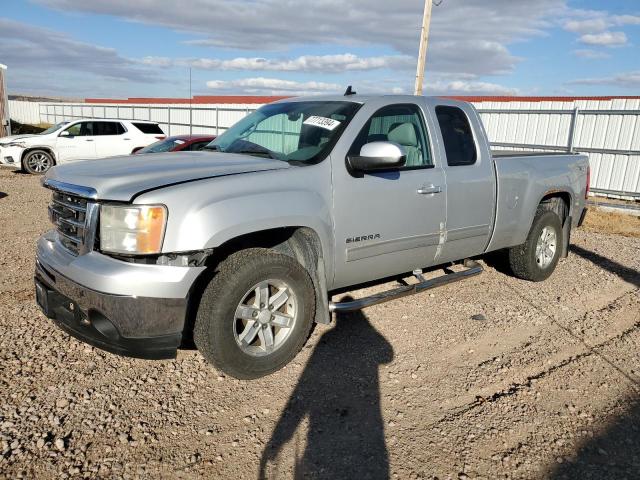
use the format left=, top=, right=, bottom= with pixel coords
left=0, top=192, right=7, bottom=200
left=569, top=244, right=640, bottom=288
left=259, top=299, right=394, bottom=480
left=547, top=398, right=640, bottom=479
left=483, top=244, right=640, bottom=289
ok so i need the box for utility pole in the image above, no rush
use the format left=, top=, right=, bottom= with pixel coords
left=414, top=0, right=433, bottom=96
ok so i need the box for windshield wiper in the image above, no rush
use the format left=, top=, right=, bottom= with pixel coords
left=203, top=144, right=222, bottom=151
left=231, top=150, right=280, bottom=160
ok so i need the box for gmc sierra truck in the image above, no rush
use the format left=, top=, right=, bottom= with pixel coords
left=35, top=94, right=590, bottom=379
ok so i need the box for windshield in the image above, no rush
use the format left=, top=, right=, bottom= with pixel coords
left=206, top=101, right=360, bottom=164
left=40, top=122, right=69, bottom=135
left=138, top=137, right=185, bottom=154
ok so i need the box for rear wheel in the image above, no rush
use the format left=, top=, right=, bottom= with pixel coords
left=23, top=150, right=54, bottom=174
left=508, top=208, right=563, bottom=282
left=194, top=248, right=315, bottom=379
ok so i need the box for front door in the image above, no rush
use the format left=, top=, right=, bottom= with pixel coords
left=331, top=101, right=447, bottom=289
left=56, top=121, right=97, bottom=162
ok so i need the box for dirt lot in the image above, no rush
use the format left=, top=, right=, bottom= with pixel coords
left=0, top=168, right=638, bottom=479
left=582, top=206, right=640, bottom=238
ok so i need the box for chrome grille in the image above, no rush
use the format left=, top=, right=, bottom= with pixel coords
left=48, top=192, right=91, bottom=255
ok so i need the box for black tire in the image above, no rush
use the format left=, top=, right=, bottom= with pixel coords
left=23, top=150, right=54, bottom=175
left=194, top=248, right=316, bottom=379
left=508, top=208, right=563, bottom=282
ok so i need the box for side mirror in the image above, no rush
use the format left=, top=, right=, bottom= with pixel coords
left=59, top=131, right=71, bottom=137
left=347, top=141, right=406, bottom=171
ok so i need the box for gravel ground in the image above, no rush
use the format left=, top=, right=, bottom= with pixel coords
left=1, top=168, right=639, bottom=479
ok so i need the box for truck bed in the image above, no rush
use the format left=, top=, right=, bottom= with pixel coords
left=486, top=150, right=589, bottom=253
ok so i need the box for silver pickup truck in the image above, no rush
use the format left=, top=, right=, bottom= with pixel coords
left=35, top=94, right=589, bottom=379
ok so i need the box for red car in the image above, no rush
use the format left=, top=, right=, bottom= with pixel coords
left=134, top=135, right=216, bottom=154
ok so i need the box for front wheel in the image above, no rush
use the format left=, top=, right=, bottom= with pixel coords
left=508, top=209, right=563, bottom=282
left=23, top=150, right=54, bottom=174
left=194, top=248, right=316, bottom=379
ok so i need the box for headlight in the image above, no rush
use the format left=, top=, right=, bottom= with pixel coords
left=100, top=205, right=167, bottom=254
left=7, top=142, right=26, bottom=148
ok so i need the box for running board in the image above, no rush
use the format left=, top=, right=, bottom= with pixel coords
left=328, top=259, right=483, bottom=313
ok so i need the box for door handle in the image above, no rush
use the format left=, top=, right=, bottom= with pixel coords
left=123, top=138, right=131, bottom=141
left=85, top=139, right=94, bottom=142
left=417, top=184, right=442, bottom=195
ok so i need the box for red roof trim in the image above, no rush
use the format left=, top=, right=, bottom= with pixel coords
left=444, top=95, right=640, bottom=102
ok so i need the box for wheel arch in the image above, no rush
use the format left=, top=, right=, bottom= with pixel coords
left=537, top=190, right=572, bottom=258
left=183, top=226, right=331, bottom=346
left=537, top=190, right=571, bottom=222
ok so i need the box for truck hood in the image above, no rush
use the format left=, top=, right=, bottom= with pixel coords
left=0, top=134, right=42, bottom=145
left=44, top=151, right=290, bottom=201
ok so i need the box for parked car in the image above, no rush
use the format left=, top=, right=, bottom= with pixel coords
left=35, top=94, right=589, bottom=379
left=0, top=119, right=165, bottom=174
left=133, top=135, right=216, bottom=154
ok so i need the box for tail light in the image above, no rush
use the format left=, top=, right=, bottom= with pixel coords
left=155, top=136, right=166, bottom=140
left=585, top=165, right=590, bottom=200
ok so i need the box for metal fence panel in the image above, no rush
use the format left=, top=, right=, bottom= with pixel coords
left=5, top=100, right=40, bottom=125
left=475, top=99, right=640, bottom=197
left=5, top=97, right=640, bottom=197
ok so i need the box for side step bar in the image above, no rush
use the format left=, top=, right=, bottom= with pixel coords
left=328, top=259, right=483, bottom=313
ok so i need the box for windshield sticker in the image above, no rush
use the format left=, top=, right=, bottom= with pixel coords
left=173, top=139, right=186, bottom=145
left=303, top=116, right=341, bottom=131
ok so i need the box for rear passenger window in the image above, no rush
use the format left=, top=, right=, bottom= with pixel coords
left=435, top=106, right=477, bottom=166
left=93, top=122, right=124, bottom=136
left=133, top=122, right=164, bottom=135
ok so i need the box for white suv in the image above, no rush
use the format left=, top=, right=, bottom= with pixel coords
left=0, top=119, right=165, bottom=174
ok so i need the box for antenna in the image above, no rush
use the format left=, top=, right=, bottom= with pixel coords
left=344, top=85, right=356, bottom=96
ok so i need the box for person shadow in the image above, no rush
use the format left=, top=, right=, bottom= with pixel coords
left=259, top=299, right=394, bottom=479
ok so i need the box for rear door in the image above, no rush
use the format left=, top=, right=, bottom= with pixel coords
left=331, top=100, right=447, bottom=288
left=432, top=101, right=496, bottom=262
left=92, top=121, right=130, bottom=158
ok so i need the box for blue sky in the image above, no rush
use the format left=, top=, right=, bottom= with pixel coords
left=0, top=0, right=638, bottom=98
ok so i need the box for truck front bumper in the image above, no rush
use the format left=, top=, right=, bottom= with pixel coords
left=35, top=230, right=206, bottom=360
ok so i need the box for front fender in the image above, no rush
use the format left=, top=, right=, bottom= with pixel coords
left=134, top=166, right=335, bottom=278
left=201, top=190, right=332, bottom=250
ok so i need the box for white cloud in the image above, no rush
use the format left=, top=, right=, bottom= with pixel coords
left=142, top=53, right=415, bottom=73
left=33, top=0, right=564, bottom=79
left=567, top=71, right=640, bottom=89
left=563, top=18, right=610, bottom=34
left=579, top=31, right=627, bottom=47
left=426, top=80, right=519, bottom=96
left=0, top=18, right=158, bottom=84
left=573, top=49, right=610, bottom=60
left=140, top=56, right=173, bottom=67
left=206, top=77, right=343, bottom=95
left=611, top=14, right=640, bottom=26
left=204, top=75, right=517, bottom=96
left=563, top=11, right=640, bottom=33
